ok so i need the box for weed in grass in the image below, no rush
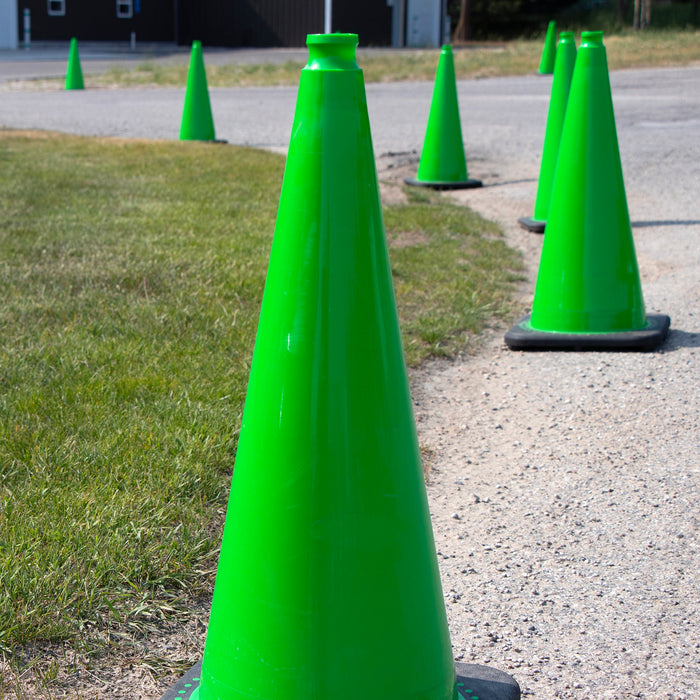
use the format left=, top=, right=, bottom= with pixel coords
left=0, top=132, right=521, bottom=680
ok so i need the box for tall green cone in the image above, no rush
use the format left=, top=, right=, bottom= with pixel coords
left=537, top=21, right=557, bottom=74
left=179, top=40, right=216, bottom=141
left=192, top=33, right=456, bottom=700
left=65, top=37, right=84, bottom=90
left=519, top=31, right=577, bottom=233
left=405, top=45, right=481, bottom=189
left=506, top=31, right=670, bottom=350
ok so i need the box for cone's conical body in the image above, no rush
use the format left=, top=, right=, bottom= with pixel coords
left=532, top=32, right=577, bottom=222
left=65, top=38, right=84, bottom=90
left=538, top=21, right=557, bottom=74
left=530, top=32, right=646, bottom=334
left=179, top=40, right=216, bottom=141
left=193, top=33, right=456, bottom=700
left=406, top=45, right=481, bottom=189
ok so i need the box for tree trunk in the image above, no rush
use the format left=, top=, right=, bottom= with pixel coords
left=454, top=0, right=471, bottom=42
left=616, top=0, right=630, bottom=24
left=633, top=0, right=641, bottom=29
left=642, top=0, right=652, bottom=28
left=693, top=0, right=699, bottom=25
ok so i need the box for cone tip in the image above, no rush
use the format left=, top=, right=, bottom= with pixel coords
left=306, top=33, right=358, bottom=47
left=305, top=33, right=359, bottom=71
left=581, top=30, right=604, bottom=46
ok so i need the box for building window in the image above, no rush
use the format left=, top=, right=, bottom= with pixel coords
left=116, top=0, right=133, bottom=19
left=47, top=0, right=65, bottom=16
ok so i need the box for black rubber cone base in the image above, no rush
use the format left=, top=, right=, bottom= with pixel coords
left=161, top=660, right=520, bottom=699
left=505, top=313, right=670, bottom=351
left=404, top=176, right=483, bottom=190
left=160, top=660, right=201, bottom=699
left=517, top=216, right=546, bottom=233
left=456, top=662, right=521, bottom=700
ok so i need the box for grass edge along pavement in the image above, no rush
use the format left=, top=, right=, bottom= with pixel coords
left=4, top=29, right=699, bottom=91
left=0, top=129, right=522, bottom=696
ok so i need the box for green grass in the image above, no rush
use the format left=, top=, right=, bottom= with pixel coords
left=0, top=130, right=521, bottom=658
left=386, top=188, right=522, bottom=363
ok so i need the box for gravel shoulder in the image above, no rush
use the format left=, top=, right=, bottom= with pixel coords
left=408, top=177, right=699, bottom=700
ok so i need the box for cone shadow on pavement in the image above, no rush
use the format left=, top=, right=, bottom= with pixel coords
left=405, top=45, right=482, bottom=190
left=537, top=21, right=557, bottom=74
left=161, top=32, right=519, bottom=700
left=65, top=37, right=84, bottom=90
left=519, top=31, right=577, bottom=233
left=179, top=40, right=216, bottom=141
left=506, top=31, right=670, bottom=351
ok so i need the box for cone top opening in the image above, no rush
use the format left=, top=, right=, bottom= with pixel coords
left=305, top=33, right=359, bottom=71
left=440, top=44, right=453, bottom=53
left=581, top=30, right=604, bottom=46
left=558, top=31, right=575, bottom=42
left=192, top=39, right=202, bottom=49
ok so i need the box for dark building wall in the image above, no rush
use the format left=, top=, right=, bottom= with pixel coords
left=15, top=0, right=392, bottom=47
left=177, top=0, right=324, bottom=47
left=332, top=0, right=392, bottom=46
left=18, top=0, right=175, bottom=42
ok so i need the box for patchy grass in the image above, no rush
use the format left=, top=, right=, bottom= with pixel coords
left=386, top=187, right=523, bottom=364
left=0, top=129, right=521, bottom=685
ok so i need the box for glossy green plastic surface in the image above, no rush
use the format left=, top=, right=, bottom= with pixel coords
left=65, top=38, right=84, bottom=90
left=194, top=33, right=457, bottom=700
left=415, top=45, right=469, bottom=184
left=537, top=21, right=557, bottom=74
left=532, top=32, right=576, bottom=222
left=529, top=31, right=647, bottom=334
left=179, top=41, right=216, bottom=141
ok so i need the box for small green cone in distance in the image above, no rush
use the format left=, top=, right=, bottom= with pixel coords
left=405, top=45, right=481, bottom=190
left=538, top=21, right=557, bottom=74
left=190, top=33, right=457, bottom=700
left=519, top=31, right=577, bottom=233
left=65, top=37, right=84, bottom=90
left=506, top=31, right=670, bottom=351
left=179, top=40, right=216, bottom=141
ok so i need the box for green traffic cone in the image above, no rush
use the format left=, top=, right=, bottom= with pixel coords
left=537, top=21, right=557, bottom=74
left=65, top=37, right=84, bottom=90
left=190, top=32, right=455, bottom=700
left=162, top=33, right=522, bottom=700
left=405, top=45, right=481, bottom=190
left=506, top=31, right=670, bottom=351
left=179, top=40, right=216, bottom=141
left=519, top=31, right=577, bottom=233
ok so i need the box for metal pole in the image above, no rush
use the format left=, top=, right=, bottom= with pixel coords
left=23, top=8, right=30, bottom=50
left=324, top=0, right=332, bottom=34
